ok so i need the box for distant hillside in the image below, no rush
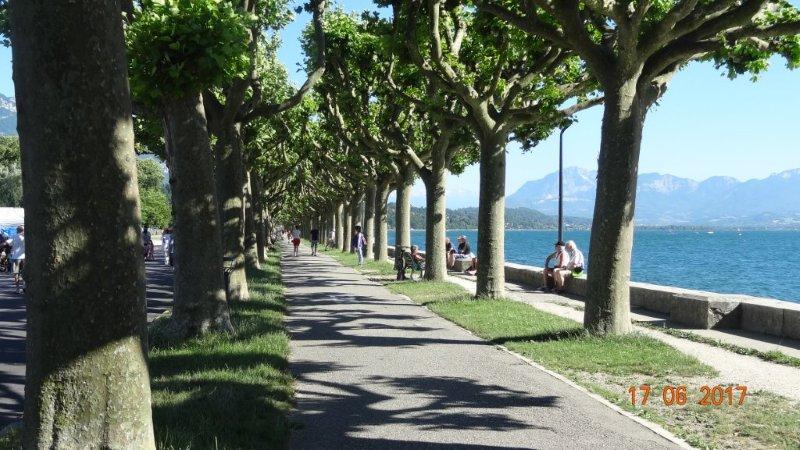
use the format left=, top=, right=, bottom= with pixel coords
left=0, top=94, right=15, bottom=136
left=386, top=203, right=591, bottom=230
left=506, top=167, right=800, bottom=227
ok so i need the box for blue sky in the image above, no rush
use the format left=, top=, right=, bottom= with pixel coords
left=2, top=2, right=798, bottom=208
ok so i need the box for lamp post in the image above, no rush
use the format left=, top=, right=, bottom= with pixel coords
left=558, top=123, right=572, bottom=243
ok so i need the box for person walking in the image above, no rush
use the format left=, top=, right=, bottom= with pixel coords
left=162, top=227, right=173, bottom=266
left=310, top=227, right=320, bottom=256
left=6, top=226, right=25, bottom=294
left=352, top=225, right=367, bottom=267
left=291, top=225, right=302, bottom=257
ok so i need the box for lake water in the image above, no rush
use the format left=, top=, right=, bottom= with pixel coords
left=388, top=229, right=800, bottom=304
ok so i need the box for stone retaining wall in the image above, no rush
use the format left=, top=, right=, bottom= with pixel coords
left=387, top=246, right=800, bottom=340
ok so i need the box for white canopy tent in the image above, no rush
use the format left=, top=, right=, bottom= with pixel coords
left=0, top=207, right=24, bottom=229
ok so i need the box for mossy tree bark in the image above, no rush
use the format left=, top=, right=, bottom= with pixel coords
left=342, top=200, right=353, bottom=252
left=251, top=173, right=267, bottom=263
left=584, top=79, right=650, bottom=335
left=349, top=196, right=361, bottom=253
left=11, top=1, right=156, bottom=446
left=475, top=131, right=508, bottom=298
left=243, top=170, right=260, bottom=270
left=335, top=202, right=344, bottom=250
left=164, top=92, right=232, bottom=337
left=394, top=164, right=414, bottom=250
left=364, top=184, right=376, bottom=260
left=421, top=144, right=449, bottom=281
left=214, top=125, right=249, bottom=301
left=374, top=178, right=390, bottom=261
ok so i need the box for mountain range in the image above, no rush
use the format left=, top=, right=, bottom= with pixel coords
left=0, top=94, right=15, bottom=136
left=506, top=167, right=800, bottom=227
left=387, top=203, right=592, bottom=230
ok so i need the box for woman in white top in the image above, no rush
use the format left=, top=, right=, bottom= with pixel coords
left=554, top=240, right=585, bottom=293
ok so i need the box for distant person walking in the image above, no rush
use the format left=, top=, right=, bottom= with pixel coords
left=554, top=240, right=585, bottom=293
left=6, top=226, right=25, bottom=293
left=352, top=225, right=367, bottom=267
left=310, top=227, right=320, bottom=256
left=291, top=225, right=302, bottom=257
left=162, top=227, right=173, bottom=266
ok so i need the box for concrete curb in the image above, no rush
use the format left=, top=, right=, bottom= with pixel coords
left=393, top=292, right=694, bottom=450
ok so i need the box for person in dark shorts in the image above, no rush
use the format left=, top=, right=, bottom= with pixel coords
left=540, top=241, right=566, bottom=292
left=310, top=227, right=320, bottom=256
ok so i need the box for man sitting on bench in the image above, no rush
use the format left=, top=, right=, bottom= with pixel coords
left=554, top=240, right=584, bottom=293
left=541, top=241, right=566, bottom=292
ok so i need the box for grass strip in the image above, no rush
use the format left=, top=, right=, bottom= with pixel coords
left=636, top=321, right=800, bottom=369
left=308, top=241, right=397, bottom=276
left=149, top=250, right=293, bottom=450
left=0, top=426, right=20, bottom=450
left=321, top=249, right=800, bottom=449
left=390, top=280, right=715, bottom=378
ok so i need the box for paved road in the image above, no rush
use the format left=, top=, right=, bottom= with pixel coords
left=0, top=248, right=173, bottom=428
left=284, top=247, right=679, bottom=449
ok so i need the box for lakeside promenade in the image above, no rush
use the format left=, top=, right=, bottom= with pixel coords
left=283, top=244, right=681, bottom=449
left=0, top=248, right=174, bottom=428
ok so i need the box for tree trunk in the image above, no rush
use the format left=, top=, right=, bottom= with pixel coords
left=475, top=132, right=507, bottom=298
left=214, top=124, right=249, bottom=301
left=342, top=201, right=353, bottom=253
left=336, top=202, right=344, bottom=250
left=349, top=196, right=360, bottom=253
left=11, top=1, right=156, bottom=446
left=364, top=184, right=376, bottom=261
left=330, top=210, right=336, bottom=247
left=244, top=170, right=260, bottom=270
left=163, top=93, right=233, bottom=338
left=423, top=148, right=449, bottom=281
left=251, top=174, right=267, bottom=263
left=395, top=164, right=414, bottom=250
left=584, top=81, right=647, bottom=335
left=374, top=178, right=390, bottom=261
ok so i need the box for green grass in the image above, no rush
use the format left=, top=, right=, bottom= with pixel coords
left=379, top=279, right=800, bottom=449
left=0, top=426, right=20, bottom=450
left=149, top=250, right=293, bottom=449
left=311, top=241, right=397, bottom=276
left=389, top=281, right=714, bottom=378
left=637, top=321, right=800, bottom=369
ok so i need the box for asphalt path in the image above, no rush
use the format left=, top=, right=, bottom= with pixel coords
left=284, top=246, right=680, bottom=449
left=0, top=247, right=173, bottom=428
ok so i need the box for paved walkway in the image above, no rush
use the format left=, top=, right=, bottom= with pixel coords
left=0, top=247, right=174, bottom=428
left=284, top=246, right=681, bottom=449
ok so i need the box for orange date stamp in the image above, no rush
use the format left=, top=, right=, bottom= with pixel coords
left=627, top=384, right=747, bottom=406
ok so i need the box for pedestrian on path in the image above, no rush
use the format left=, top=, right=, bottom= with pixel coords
left=292, top=225, right=302, bottom=257
left=352, top=225, right=366, bottom=267
left=162, top=227, right=173, bottom=266
left=310, top=227, right=320, bottom=256
left=6, top=226, right=25, bottom=294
